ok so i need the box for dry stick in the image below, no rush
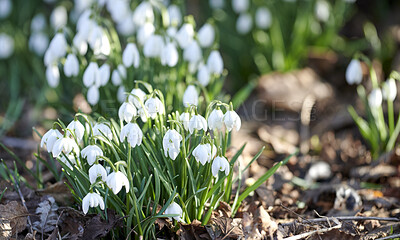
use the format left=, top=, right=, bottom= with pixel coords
left=376, top=233, right=400, bottom=240
left=283, top=222, right=342, bottom=240
left=281, top=216, right=400, bottom=227
left=10, top=172, right=33, bottom=234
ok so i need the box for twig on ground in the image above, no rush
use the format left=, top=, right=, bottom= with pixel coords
left=10, top=172, right=33, bottom=234
left=282, top=221, right=342, bottom=240
left=376, top=233, right=400, bottom=240
left=281, top=216, right=400, bottom=227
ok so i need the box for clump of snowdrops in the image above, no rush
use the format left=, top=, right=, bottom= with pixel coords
left=44, top=0, right=225, bottom=114
left=39, top=87, right=289, bottom=238
left=346, top=56, right=400, bottom=160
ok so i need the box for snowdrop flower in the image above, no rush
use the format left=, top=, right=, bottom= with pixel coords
left=64, top=54, right=80, bottom=77
left=212, top=156, right=230, bottom=177
left=0, top=33, right=14, bottom=59
left=120, top=122, right=143, bottom=147
left=66, top=119, right=85, bottom=141
left=83, top=62, right=100, bottom=87
left=117, top=86, right=126, bottom=103
left=189, top=114, right=207, bottom=134
left=236, top=13, right=253, bottom=35
left=208, top=108, right=224, bottom=131
left=93, top=123, right=113, bottom=139
left=345, top=59, right=363, bottom=85
left=89, top=164, right=107, bottom=184
left=167, top=5, right=182, bottom=26
left=163, top=129, right=182, bottom=160
left=81, top=145, right=103, bottom=166
left=382, top=78, right=397, bottom=101
left=88, top=26, right=111, bottom=56
left=41, top=129, right=62, bottom=153
left=46, top=65, right=60, bottom=88
left=47, top=33, right=67, bottom=62
left=87, top=86, right=100, bottom=105
left=183, top=85, right=198, bottom=107
left=31, top=14, right=46, bottom=32
left=119, top=102, right=137, bottom=123
left=123, top=43, right=140, bottom=68
left=161, top=41, right=179, bottom=67
left=175, top=23, right=194, bottom=49
left=108, top=0, right=130, bottom=24
left=111, top=66, right=125, bottom=86
left=99, top=64, right=110, bottom=86
left=117, top=13, right=136, bottom=36
left=167, top=26, right=177, bottom=38
left=255, top=7, right=272, bottom=29
left=59, top=154, right=77, bottom=169
left=315, top=0, right=330, bottom=22
left=138, top=108, right=148, bottom=122
left=179, top=112, right=190, bottom=131
left=50, top=6, right=68, bottom=30
left=0, top=0, right=12, bottom=19
left=183, top=41, right=202, bottom=64
left=143, top=35, right=164, bottom=58
left=368, top=88, right=383, bottom=108
left=106, top=171, right=130, bottom=194
left=197, top=64, right=210, bottom=87
left=209, top=0, right=224, bottom=9
left=129, top=88, right=147, bottom=109
left=82, top=192, right=104, bottom=214
left=73, top=33, right=88, bottom=55
left=198, top=23, right=215, bottom=48
left=145, top=97, right=164, bottom=119
left=137, top=22, right=155, bottom=45
left=207, top=50, right=224, bottom=75
left=29, top=32, right=49, bottom=56
left=193, top=143, right=216, bottom=165
left=52, top=137, right=79, bottom=157
left=223, top=110, right=241, bottom=132
left=133, top=1, right=154, bottom=26
left=164, top=202, right=183, bottom=222
left=232, top=0, right=249, bottom=13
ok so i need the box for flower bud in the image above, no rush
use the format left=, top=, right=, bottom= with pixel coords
left=382, top=78, right=397, bottom=101
left=368, top=88, right=382, bottom=108
left=183, top=85, right=198, bottom=107
left=161, top=42, right=179, bottom=67
left=123, top=43, right=140, bottom=68
left=175, top=23, right=194, bottom=49
left=232, top=0, right=249, bottom=13
left=83, top=62, right=100, bottom=87
left=87, top=86, right=100, bottom=105
left=197, top=63, right=210, bottom=87
left=99, top=63, right=110, bottom=86
left=345, top=59, right=363, bottom=85
left=197, top=23, right=215, bottom=48
left=255, top=7, right=272, bottom=29
left=46, top=64, right=60, bottom=88
left=143, top=34, right=164, bottom=58
left=207, top=50, right=224, bottom=75
left=167, top=5, right=182, bottom=26
left=64, top=54, right=80, bottom=77
left=236, top=13, right=253, bottom=35
left=183, top=41, right=202, bottom=64
left=112, top=65, right=127, bottom=86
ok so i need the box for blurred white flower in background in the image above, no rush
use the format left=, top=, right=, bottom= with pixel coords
left=31, top=14, right=47, bottom=32
left=232, top=0, right=249, bottom=13
left=45, top=33, right=67, bottom=66
left=137, top=22, right=155, bottom=45
left=175, top=23, right=194, bottom=49
left=83, top=62, right=100, bottom=87
left=29, top=33, right=49, bottom=56
left=368, top=88, right=383, bottom=108
left=50, top=5, right=68, bottom=30
left=123, top=43, right=140, bottom=68
left=207, top=50, right=224, bottom=75
left=209, top=0, right=224, bottom=9
left=99, top=64, right=111, bottom=86
left=0, top=33, right=14, bottom=59
left=87, top=86, right=100, bottom=105
left=133, top=1, right=154, bottom=26
left=161, top=41, right=179, bottom=67
left=345, top=59, right=363, bottom=85
left=236, top=13, right=252, bottom=35
left=315, top=0, right=330, bottom=23
left=64, top=54, right=80, bottom=77
left=167, top=4, right=182, bottom=26
left=112, top=65, right=127, bottom=86
left=117, top=86, right=126, bottom=103
left=183, top=85, right=198, bottom=107
left=255, top=7, right=272, bottom=30
left=183, top=41, right=202, bottom=64
left=198, top=23, right=215, bottom=48
left=46, top=65, right=60, bottom=88
left=197, top=63, right=210, bottom=87
left=382, top=78, right=397, bottom=101
left=0, top=0, right=12, bottom=19
left=144, top=35, right=164, bottom=58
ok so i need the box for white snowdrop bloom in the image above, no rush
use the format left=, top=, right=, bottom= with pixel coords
left=223, top=110, right=241, bottom=132
left=0, top=0, right=11, bottom=19
left=59, top=154, right=77, bottom=169
left=120, top=122, right=143, bottom=147
left=118, top=102, right=137, bottom=123
left=193, top=143, right=210, bottom=165
left=66, top=119, right=85, bottom=141
left=161, top=41, right=179, bottom=67
left=74, top=0, right=94, bottom=15
left=179, top=112, right=190, bottom=131
left=29, top=32, right=49, bottom=56
left=138, top=107, right=148, bottom=122
left=189, top=114, right=207, bottom=134
left=41, top=129, right=62, bottom=153
left=52, top=137, right=80, bottom=157
left=212, top=156, right=230, bottom=177
left=106, top=171, right=130, bottom=194
left=183, top=85, right=198, bottom=107
left=48, top=33, right=67, bottom=61
left=93, top=123, right=113, bottom=139
left=87, top=86, right=100, bottom=105
left=64, top=54, right=80, bottom=77
left=133, top=1, right=154, bottom=26
left=197, top=64, right=210, bottom=87
left=44, top=49, right=57, bottom=67
left=81, top=145, right=103, bottom=165
left=345, top=59, right=363, bottom=85
left=137, top=22, right=155, bottom=45
left=167, top=4, right=182, bottom=26
left=209, top=0, right=224, bottom=9
left=123, top=43, right=140, bottom=68
left=76, top=9, right=93, bottom=35
left=198, top=23, right=215, bottom=48
left=207, top=50, right=224, bottom=75
left=117, top=86, right=126, bottom=103
left=83, top=62, right=100, bottom=87
left=108, top=0, right=130, bottom=24
left=232, top=0, right=249, bottom=13
left=99, top=63, right=110, bottom=86
left=167, top=26, right=177, bottom=38
left=145, top=97, right=164, bottom=119
left=382, top=78, right=397, bottom=101
left=164, top=202, right=183, bottom=222
left=143, top=35, right=164, bottom=58
left=73, top=33, right=88, bottom=55
left=368, top=88, right=383, bottom=108
left=89, top=26, right=111, bottom=56
left=175, top=23, right=194, bottom=49
left=255, top=7, right=272, bottom=29
left=315, top=0, right=330, bottom=22
left=208, top=108, right=224, bottom=131
left=183, top=41, right=202, bottom=64
left=117, top=13, right=136, bottom=36
left=31, top=14, right=47, bottom=32
left=111, top=65, right=127, bottom=86
left=129, top=88, right=147, bottom=109
left=89, top=164, right=107, bottom=184
left=46, top=65, right=60, bottom=88
left=82, top=192, right=104, bottom=214
left=163, top=129, right=182, bottom=160
left=236, top=13, right=253, bottom=35
left=0, top=33, right=14, bottom=59
left=50, top=5, right=68, bottom=30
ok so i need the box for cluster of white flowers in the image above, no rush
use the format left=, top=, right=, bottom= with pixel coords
left=230, top=0, right=272, bottom=35
left=0, top=0, right=14, bottom=59
left=29, top=14, right=50, bottom=57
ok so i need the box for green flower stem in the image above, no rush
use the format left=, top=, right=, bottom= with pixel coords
left=388, top=99, right=394, bottom=135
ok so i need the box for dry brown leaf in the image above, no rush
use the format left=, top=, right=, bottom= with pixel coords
left=36, top=182, right=73, bottom=205
left=0, top=201, right=29, bottom=237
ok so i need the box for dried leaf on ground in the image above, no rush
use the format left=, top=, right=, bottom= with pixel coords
left=0, top=201, right=29, bottom=237
left=36, top=181, right=74, bottom=206
left=33, top=196, right=59, bottom=233
left=82, top=210, right=123, bottom=240
left=179, top=220, right=211, bottom=240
